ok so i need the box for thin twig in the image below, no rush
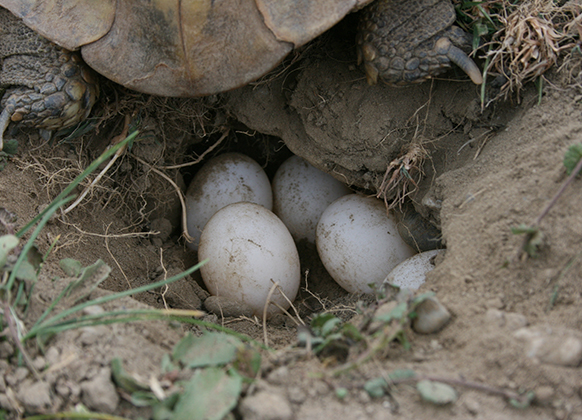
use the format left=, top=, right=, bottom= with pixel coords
left=63, top=115, right=130, bottom=215
left=159, top=130, right=229, bottom=170
left=3, top=302, right=41, bottom=380
left=130, top=154, right=195, bottom=243
left=263, top=282, right=280, bottom=347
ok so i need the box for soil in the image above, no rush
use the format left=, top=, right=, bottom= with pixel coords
left=1, top=33, right=582, bottom=420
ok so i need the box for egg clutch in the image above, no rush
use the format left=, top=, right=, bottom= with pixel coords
left=185, top=153, right=441, bottom=318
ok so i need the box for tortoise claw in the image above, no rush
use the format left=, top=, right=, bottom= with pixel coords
left=0, top=108, right=11, bottom=152
left=436, top=38, right=483, bottom=85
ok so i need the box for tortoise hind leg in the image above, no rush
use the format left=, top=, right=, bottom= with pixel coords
left=357, top=0, right=482, bottom=85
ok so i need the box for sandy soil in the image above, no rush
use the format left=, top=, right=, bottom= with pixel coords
left=1, top=29, right=582, bottom=420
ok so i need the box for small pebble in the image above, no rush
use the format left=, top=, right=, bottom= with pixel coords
left=0, top=394, right=12, bottom=410
left=45, top=347, right=61, bottom=365
left=5, top=367, right=29, bottom=386
left=17, top=380, right=52, bottom=412
left=239, top=391, right=292, bottom=420
left=32, top=356, right=46, bottom=371
left=485, top=309, right=527, bottom=330
left=514, top=326, right=582, bottom=367
left=267, top=366, right=289, bottom=385
left=535, top=385, right=555, bottom=405
left=412, top=296, right=451, bottom=334
left=83, top=305, right=105, bottom=316
left=78, top=326, right=108, bottom=346
left=463, top=396, right=480, bottom=415
left=287, top=386, right=306, bottom=404
left=0, top=342, right=14, bottom=359
left=80, top=367, right=119, bottom=413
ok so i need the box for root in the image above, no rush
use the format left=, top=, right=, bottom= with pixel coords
left=376, top=142, right=429, bottom=211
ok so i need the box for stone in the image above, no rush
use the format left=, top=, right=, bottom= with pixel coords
left=267, top=366, right=289, bottom=386
left=80, top=367, right=119, bottom=413
left=534, top=386, right=555, bottom=405
left=514, top=326, right=582, bottom=367
left=239, top=391, right=292, bottom=420
left=485, top=309, right=527, bottom=330
left=17, top=380, right=52, bottom=412
left=0, top=341, right=14, bottom=359
left=412, top=296, right=451, bottom=334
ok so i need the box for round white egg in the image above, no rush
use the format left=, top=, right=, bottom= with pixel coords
left=198, top=202, right=300, bottom=318
left=185, top=153, right=272, bottom=250
left=272, top=156, right=351, bottom=243
left=383, top=249, right=444, bottom=290
left=316, top=194, right=416, bottom=294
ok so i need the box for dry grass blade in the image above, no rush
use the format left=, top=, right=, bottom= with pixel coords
left=483, top=0, right=580, bottom=99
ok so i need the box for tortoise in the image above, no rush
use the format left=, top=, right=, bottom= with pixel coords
left=0, top=0, right=482, bottom=150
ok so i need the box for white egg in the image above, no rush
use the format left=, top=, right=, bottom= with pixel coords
left=316, top=194, right=416, bottom=294
left=185, top=153, right=272, bottom=250
left=198, top=202, right=300, bottom=318
left=383, top=249, right=444, bottom=290
left=272, top=156, right=351, bottom=243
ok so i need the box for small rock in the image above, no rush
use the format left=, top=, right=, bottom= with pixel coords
left=0, top=341, right=14, bottom=359
left=535, top=385, right=555, bottom=405
left=514, top=326, right=582, bottom=366
left=6, top=367, right=29, bottom=386
left=412, top=296, right=451, bottom=334
left=485, top=297, right=504, bottom=310
left=45, top=347, right=60, bottom=366
left=80, top=367, right=119, bottom=413
left=267, top=366, right=289, bottom=385
left=78, top=326, right=108, bottom=346
left=32, top=356, right=46, bottom=372
left=17, top=380, right=52, bottom=412
left=204, top=296, right=254, bottom=318
left=0, top=394, right=11, bottom=410
left=287, top=386, right=306, bottom=404
left=239, top=391, right=292, bottom=420
left=504, top=312, right=528, bottom=330
left=463, top=396, right=480, bottom=415
left=485, top=309, right=527, bottom=330
left=150, top=218, right=173, bottom=241
left=83, top=305, right=105, bottom=316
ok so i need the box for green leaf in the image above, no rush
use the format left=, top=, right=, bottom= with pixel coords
left=131, top=391, right=159, bottom=407
left=14, top=260, right=37, bottom=283
left=0, top=235, right=18, bottom=268
left=111, top=358, right=149, bottom=393
left=511, top=224, right=544, bottom=258
left=509, top=391, right=535, bottom=409
left=173, top=332, right=242, bottom=368
left=364, top=377, right=388, bottom=398
left=311, top=313, right=338, bottom=332
left=335, top=387, right=348, bottom=399
left=172, top=368, right=242, bottom=420
left=388, top=369, right=416, bottom=381
left=374, top=301, right=408, bottom=323
left=564, top=143, right=582, bottom=175
left=234, top=346, right=262, bottom=378
left=411, top=292, right=436, bottom=308
left=59, top=258, right=84, bottom=277
left=2, top=139, right=18, bottom=156
left=321, top=317, right=342, bottom=336
left=416, top=380, right=457, bottom=405
left=340, top=323, right=364, bottom=342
